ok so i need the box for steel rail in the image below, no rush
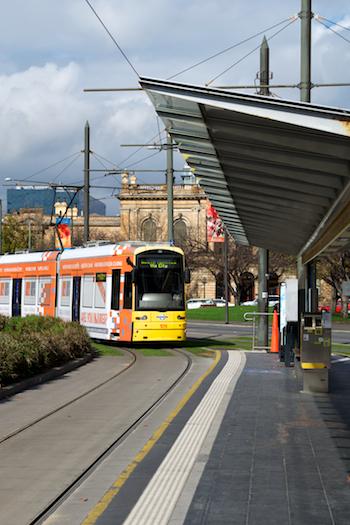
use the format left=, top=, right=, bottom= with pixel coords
left=0, top=347, right=137, bottom=446
left=28, top=348, right=193, bottom=525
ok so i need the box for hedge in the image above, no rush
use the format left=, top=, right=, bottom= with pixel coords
left=0, top=315, right=92, bottom=386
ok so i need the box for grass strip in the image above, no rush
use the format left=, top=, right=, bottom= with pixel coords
left=332, top=342, right=350, bottom=356
left=93, top=343, right=124, bottom=356
left=187, top=306, right=350, bottom=325
left=182, top=336, right=253, bottom=354
left=139, top=348, right=172, bottom=356
left=187, top=305, right=259, bottom=323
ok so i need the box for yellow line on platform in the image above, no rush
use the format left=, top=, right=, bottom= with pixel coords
left=82, top=350, right=221, bottom=525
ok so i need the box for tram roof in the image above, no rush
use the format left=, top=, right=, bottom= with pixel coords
left=59, top=242, right=180, bottom=260
left=0, top=251, right=59, bottom=264
left=140, top=77, right=350, bottom=263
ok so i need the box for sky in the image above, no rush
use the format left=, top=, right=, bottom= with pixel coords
left=1, top=0, right=350, bottom=214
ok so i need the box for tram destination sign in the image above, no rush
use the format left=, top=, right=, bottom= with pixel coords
left=139, top=256, right=180, bottom=269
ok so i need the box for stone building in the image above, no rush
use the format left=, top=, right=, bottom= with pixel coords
left=118, top=172, right=223, bottom=299
left=9, top=174, right=328, bottom=304
left=118, top=172, right=207, bottom=244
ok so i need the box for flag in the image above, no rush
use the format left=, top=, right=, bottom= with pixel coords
left=207, top=203, right=225, bottom=242
left=55, top=218, right=72, bottom=249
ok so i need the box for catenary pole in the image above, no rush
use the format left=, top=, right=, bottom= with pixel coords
left=224, top=228, right=229, bottom=324
left=300, top=0, right=318, bottom=310
left=257, top=35, right=270, bottom=350
left=166, top=131, right=174, bottom=243
left=84, top=121, right=90, bottom=243
left=300, top=0, right=312, bottom=103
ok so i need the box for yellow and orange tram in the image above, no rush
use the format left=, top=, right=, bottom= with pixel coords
left=0, top=242, right=188, bottom=342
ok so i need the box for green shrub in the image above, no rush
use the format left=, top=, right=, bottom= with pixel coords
left=0, top=314, right=7, bottom=331
left=0, top=316, right=92, bottom=386
left=4, top=315, right=64, bottom=334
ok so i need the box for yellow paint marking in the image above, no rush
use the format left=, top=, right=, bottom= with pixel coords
left=301, top=362, right=327, bottom=369
left=82, top=351, right=221, bottom=525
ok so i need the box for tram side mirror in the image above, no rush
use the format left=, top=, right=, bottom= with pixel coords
left=131, top=268, right=139, bottom=283
left=184, top=268, right=191, bottom=284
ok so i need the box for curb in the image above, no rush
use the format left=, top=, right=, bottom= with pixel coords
left=0, top=353, right=94, bottom=401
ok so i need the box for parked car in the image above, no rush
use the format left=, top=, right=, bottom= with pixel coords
left=213, top=299, right=226, bottom=307
left=241, top=298, right=258, bottom=306
left=186, top=298, right=215, bottom=309
left=241, top=296, right=279, bottom=307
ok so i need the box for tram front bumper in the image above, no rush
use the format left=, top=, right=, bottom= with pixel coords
left=132, top=312, right=186, bottom=342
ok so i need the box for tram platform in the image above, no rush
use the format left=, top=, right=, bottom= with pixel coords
left=183, top=353, right=350, bottom=525
left=82, top=351, right=350, bottom=525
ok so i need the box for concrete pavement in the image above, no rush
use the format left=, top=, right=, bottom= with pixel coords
left=0, top=350, right=200, bottom=525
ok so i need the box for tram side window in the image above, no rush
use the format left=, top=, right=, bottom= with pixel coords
left=95, top=273, right=107, bottom=309
left=0, top=279, right=10, bottom=304
left=24, top=279, right=36, bottom=305
left=60, top=278, right=71, bottom=307
left=123, top=272, right=132, bottom=310
left=82, top=275, right=94, bottom=308
left=111, top=269, right=120, bottom=310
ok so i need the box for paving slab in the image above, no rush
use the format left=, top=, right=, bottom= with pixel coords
left=0, top=351, right=188, bottom=525
left=184, top=353, right=350, bottom=525
left=43, top=351, right=214, bottom=525
left=0, top=353, right=132, bottom=440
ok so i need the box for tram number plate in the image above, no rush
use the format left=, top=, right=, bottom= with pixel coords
left=160, top=324, right=168, bottom=329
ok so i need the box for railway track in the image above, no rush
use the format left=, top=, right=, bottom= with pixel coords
left=10, top=348, right=192, bottom=525
left=0, top=347, right=137, bottom=446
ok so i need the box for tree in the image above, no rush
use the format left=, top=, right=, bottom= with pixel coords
left=268, top=251, right=296, bottom=294
left=2, top=215, right=32, bottom=253
left=71, top=226, right=119, bottom=246
left=318, top=252, right=350, bottom=315
left=2, top=213, right=50, bottom=253
left=182, top=236, right=297, bottom=304
left=183, top=236, right=257, bottom=304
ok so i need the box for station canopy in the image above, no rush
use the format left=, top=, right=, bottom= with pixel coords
left=140, top=77, right=350, bottom=263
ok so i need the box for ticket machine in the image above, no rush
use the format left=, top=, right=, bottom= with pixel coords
left=300, top=312, right=331, bottom=393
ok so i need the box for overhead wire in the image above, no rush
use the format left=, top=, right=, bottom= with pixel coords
left=90, top=153, right=120, bottom=190
left=20, top=152, right=81, bottom=182
left=118, top=129, right=165, bottom=167
left=316, top=15, right=350, bottom=34
left=124, top=149, right=162, bottom=170
left=315, top=16, right=350, bottom=46
left=51, top=153, right=82, bottom=182
left=83, top=0, right=139, bottom=78
left=167, top=16, right=295, bottom=80
left=206, top=16, right=298, bottom=86
left=92, top=151, right=121, bottom=170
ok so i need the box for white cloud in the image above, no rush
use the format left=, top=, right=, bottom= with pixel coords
left=1, top=0, right=350, bottom=215
left=0, top=62, right=91, bottom=161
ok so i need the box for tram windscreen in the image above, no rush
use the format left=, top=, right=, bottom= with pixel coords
left=135, top=252, right=184, bottom=311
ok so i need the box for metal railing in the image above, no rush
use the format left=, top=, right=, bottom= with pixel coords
left=243, top=311, right=277, bottom=351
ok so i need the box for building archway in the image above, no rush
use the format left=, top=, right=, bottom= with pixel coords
left=174, top=218, right=187, bottom=246
left=141, top=217, right=157, bottom=242
left=215, top=272, right=226, bottom=299
left=239, top=272, right=255, bottom=303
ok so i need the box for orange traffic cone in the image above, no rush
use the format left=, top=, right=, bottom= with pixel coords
left=270, top=309, right=279, bottom=353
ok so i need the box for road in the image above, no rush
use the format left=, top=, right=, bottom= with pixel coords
left=187, top=321, right=350, bottom=344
